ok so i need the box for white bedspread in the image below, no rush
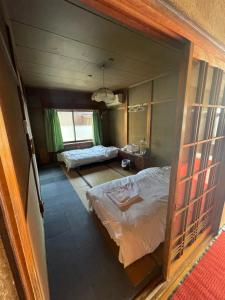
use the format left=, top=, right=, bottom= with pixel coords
left=57, top=145, right=118, bottom=169
left=87, top=167, right=170, bottom=267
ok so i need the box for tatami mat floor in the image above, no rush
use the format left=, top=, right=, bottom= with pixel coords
left=63, top=161, right=135, bottom=210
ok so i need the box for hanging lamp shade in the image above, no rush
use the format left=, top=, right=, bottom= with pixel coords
left=91, top=64, right=115, bottom=104
left=91, top=87, right=115, bottom=103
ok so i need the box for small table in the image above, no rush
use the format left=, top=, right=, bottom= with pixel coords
left=118, top=149, right=152, bottom=171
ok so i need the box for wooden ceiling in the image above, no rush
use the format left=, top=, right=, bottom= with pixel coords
left=5, top=0, right=181, bottom=92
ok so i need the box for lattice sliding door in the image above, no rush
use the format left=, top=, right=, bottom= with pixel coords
left=164, top=47, right=225, bottom=278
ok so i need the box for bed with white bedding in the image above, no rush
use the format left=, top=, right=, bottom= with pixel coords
left=57, top=145, right=118, bottom=170
left=86, top=166, right=170, bottom=267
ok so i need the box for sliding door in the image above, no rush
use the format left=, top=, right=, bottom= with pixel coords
left=164, top=42, right=225, bottom=278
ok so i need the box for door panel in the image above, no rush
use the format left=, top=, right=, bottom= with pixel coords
left=165, top=44, right=225, bottom=278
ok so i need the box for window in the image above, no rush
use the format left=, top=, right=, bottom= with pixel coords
left=58, top=110, right=93, bottom=142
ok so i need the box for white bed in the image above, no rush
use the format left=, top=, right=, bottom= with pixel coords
left=57, top=145, right=118, bottom=170
left=86, top=166, right=170, bottom=267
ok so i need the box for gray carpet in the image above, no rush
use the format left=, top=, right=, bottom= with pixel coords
left=40, top=166, right=153, bottom=300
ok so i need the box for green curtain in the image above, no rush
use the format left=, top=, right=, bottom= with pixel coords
left=93, top=111, right=103, bottom=145
left=44, top=109, right=64, bottom=152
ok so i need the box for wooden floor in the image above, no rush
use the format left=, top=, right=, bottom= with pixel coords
left=64, top=161, right=164, bottom=288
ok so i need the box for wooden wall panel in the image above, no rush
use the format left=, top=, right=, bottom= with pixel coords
left=128, top=110, right=148, bottom=144
left=128, top=82, right=151, bottom=144
left=150, top=73, right=178, bottom=165
left=151, top=101, right=176, bottom=165
left=108, top=108, right=125, bottom=147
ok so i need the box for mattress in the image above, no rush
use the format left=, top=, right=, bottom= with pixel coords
left=57, top=145, right=118, bottom=169
left=86, top=166, right=171, bottom=267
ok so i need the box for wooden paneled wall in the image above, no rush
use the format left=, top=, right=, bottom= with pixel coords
left=108, top=107, right=126, bottom=147
left=108, top=73, right=179, bottom=165
left=151, top=73, right=179, bottom=165
left=128, top=82, right=151, bottom=144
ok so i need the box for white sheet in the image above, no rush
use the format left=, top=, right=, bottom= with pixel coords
left=57, top=145, right=118, bottom=169
left=86, top=167, right=170, bottom=267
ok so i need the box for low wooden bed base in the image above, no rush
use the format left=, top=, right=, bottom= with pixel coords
left=90, top=210, right=163, bottom=288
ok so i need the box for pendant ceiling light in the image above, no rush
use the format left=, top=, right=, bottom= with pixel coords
left=91, top=64, right=115, bottom=104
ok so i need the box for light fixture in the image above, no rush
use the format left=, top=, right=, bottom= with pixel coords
left=91, top=64, right=115, bottom=104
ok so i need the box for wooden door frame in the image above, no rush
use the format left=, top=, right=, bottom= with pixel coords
left=163, top=41, right=194, bottom=279
left=81, top=0, right=225, bottom=288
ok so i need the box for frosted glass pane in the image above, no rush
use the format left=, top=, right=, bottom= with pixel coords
left=58, top=111, right=75, bottom=142
left=74, top=111, right=93, bottom=141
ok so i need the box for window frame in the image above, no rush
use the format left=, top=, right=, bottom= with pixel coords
left=57, top=109, right=94, bottom=144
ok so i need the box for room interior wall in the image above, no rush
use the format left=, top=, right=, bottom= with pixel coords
left=107, top=73, right=178, bottom=165
left=128, top=82, right=152, bottom=145
left=108, top=107, right=125, bottom=147
left=25, top=87, right=107, bottom=164
left=150, top=73, right=178, bottom=165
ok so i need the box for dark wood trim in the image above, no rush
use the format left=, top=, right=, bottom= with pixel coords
left=163, top=41, right=194, bottom=279
left=124, top=89, right=129, bottom=145
left=146, top=81, right=153, bottom=147
left=72, top=111, right=77, bottom=141
left=125, top=88, right=129, bottom=145
left=212, top=142, right=225, bottom=233
left=63, top=139, right=93, bottom=145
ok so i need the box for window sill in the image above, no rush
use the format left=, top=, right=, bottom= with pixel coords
left=63, top=140, right=93, bottom=150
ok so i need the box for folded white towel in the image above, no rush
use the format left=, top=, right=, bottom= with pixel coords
left=106, top=182, right=142, bottom=211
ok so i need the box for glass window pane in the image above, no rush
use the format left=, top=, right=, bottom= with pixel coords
left=190, top=174, right=198, bottom=200
left=208, top=141, right=215, bottom=167
left=212, top=108, right=222, bottom=137
left=215, top=108, right=225, bottom=137
left=173, top=212, right=185, bottom=238
left=187, top=202, right=195, bottom=226
left=180, top=146, right=194, bottom=179
left=213, top=139, right=223, bottom=163
left=176, top=181, right=188, bottom=210
left=190, top=60, right=200, bottom=104
left=198, top=108, right=208, bottom=141
left=203, top=66, right=214, bottom=105
left=218, top=73, right=225, bottom=105
left=58, top=111, right=75, bottom=142
left=194, top=144, right=203, bottom=172
left=73, top=111, right=93, bottom=141
left=184, top=107, right=197, bottom=144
